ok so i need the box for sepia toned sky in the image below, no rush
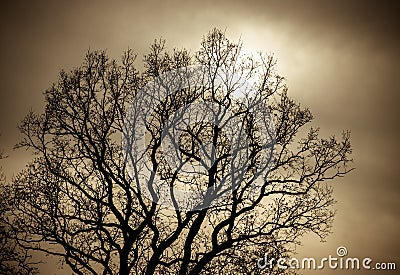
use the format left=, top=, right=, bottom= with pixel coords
left=0, top=1, right=399, bottom=274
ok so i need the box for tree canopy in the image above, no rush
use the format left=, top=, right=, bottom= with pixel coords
left=5, top=29, right=352, bottom=274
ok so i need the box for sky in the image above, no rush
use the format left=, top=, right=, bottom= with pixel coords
left=0, top=0, right=399, bottom=274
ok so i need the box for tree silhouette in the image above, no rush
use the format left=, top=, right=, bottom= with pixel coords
left=0, top=151, right=37, bottom=274
left=7, top=29, right=352, bottom=274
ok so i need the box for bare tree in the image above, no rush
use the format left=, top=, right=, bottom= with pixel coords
left=0, top=150, right=37, bottom=274
left=8, top=29, right=352, bottom=274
